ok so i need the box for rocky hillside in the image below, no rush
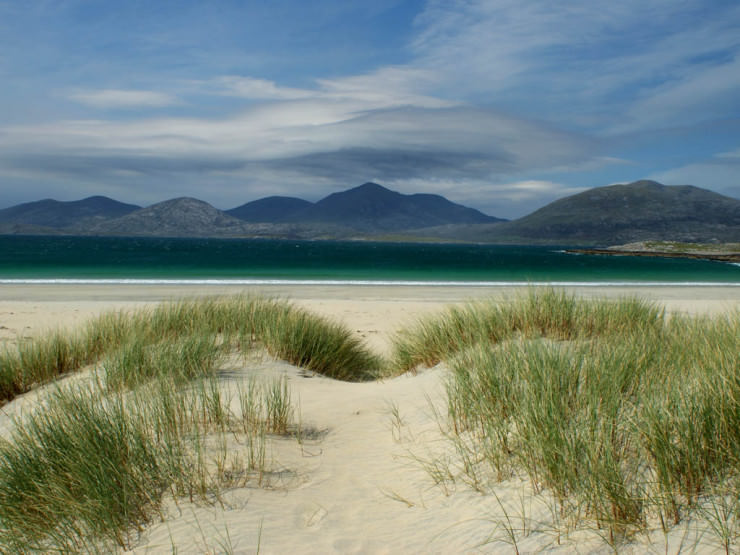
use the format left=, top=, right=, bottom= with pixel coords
left=88, top=198, right=253, bottom=237
left=424, top=180, right=740, bottom=244
left=501, top=180, right=740, bottom=242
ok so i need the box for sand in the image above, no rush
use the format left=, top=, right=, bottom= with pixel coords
left=0, top=284, right=738, bottom=553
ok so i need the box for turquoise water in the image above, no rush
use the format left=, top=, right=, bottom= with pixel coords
left=0, top=236, right=738, bottom=285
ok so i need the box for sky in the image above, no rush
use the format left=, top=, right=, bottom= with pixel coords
left=0, top=0, right=739, bottom=219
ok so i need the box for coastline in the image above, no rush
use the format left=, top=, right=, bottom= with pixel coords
left=567, top=241, right=740, bottom=263
left=2, top=283, right=738, bottom=352
left=567, top=247, right=740, bottom=263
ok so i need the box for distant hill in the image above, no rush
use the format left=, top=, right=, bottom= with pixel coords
left=226, top=196, right=313, bottom=222
left=1, top=180, right=737, bottom=243
left=0, top=196, right=140, bottom=229
left=88, top=197, right=348, bottom=239
left=423, top=180, right=740, bottom=244
left=0, top=183, right=500, bottom=238
left=497, top=180, right=740, bottom=243
left=283, top=182, right=503, bottom=232
left=89, top=197, right=253, bottom=237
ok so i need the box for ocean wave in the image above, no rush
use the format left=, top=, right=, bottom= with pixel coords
left=0, top=278, right=739, bottom=287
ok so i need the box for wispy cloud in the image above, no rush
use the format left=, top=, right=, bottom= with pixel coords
left=717, top=148, right=740, bottom=159
left=410, top=0, right=740, bottom=132
left=68, top=89, right=179, bottom=109
left=215, top=77, right=314, bottom=100
left=0, top=0, right=738, bottom=216
left=0, top=105, right=593, bottom=182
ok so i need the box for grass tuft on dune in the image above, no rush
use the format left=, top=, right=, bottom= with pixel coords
left=0, top=295, right=383, bottom=404
left=0, top=295, right=381, bottom=550
left=391, top=288, right=663, bottom=373
left=393, top=289, right=740, bottom=547
left=0, top=372, right=297, bottom=552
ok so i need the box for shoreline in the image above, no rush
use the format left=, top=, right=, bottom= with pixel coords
left=2, top=283, right=738, bottom=353
left=2, top=277, right=740, bottom=286
left=2, top=282, right=738, bottom=305
left=567, top=247, right=740, bottom=263
left=3, top=281, right=740, bottom=294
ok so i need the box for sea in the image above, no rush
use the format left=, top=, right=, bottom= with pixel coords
left=0, top=236, right=738, bottom=286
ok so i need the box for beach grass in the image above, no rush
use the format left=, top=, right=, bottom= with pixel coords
left=0, top=295, right=383, bottom=404
left=0, top=372, right=296, bottom=552
left=391, top=288, right=663, bottom=373
left=1, top=289, right=738, bottom=550
left=395, top=290, right=740, bottom=546
left=0, top=294, right=379, bottom=549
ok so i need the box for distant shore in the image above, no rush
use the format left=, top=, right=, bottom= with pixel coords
left=567, top=240, right=740, bottom=263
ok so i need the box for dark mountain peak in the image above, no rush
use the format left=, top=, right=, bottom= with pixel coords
left=320, top=182, right=399, bottom=205
left=227, top=196, right=313, bottom=222
left=286, top=182, right=501, bottom=231
left=353, top=182, right=391, bottom=193
left=79, top=194, right=136, bottom=206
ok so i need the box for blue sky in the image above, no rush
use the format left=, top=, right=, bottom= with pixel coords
left=0, top=0, right=738, bottom=219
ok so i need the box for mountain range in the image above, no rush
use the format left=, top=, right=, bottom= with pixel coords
left=1, top=180, right=738, bottom=245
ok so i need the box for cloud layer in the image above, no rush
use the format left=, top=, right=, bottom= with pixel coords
left=0, top=0, right=738, bottom=217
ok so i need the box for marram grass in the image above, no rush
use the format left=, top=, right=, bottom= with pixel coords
left=1, top=289, right=737, bottom=551
left=0, top=373, right=295, bottom=552
left=0, top=294, right=377, bottom=550
left=391, top=288, right=664, bottom=373
left=397, top=291, right=740, bottom=548
left=0, top=295, right=383, bottom=403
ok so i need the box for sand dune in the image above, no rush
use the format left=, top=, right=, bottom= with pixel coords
left=0, top=284, right=737, bottom=553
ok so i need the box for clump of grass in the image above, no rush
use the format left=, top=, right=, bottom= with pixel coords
left=0, top=293, right=347, bottom=550
left=391, top=288, right=663, bottom=373
left=0, top=295, right=382, bottom=404
left=250, top=305, right=383, bottom=381
left=0, top=330, right=89, bottom=401
left=102, top=332, right=223, bottom=391
left=0, top=387, right=170, bottom=551
left=429, top=298, right=740, bottom=547
left=0, top=373, right=296, bottom=552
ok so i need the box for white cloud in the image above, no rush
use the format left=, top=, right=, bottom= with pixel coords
left=410, top=0, right=740, bottom=132
left=316, top=66, right=451, bottom=108
left=0, top=104, right=592, bottom=174
left=4, top=0, right=738, bottom=215
left=68, top=89, right=179, bottom=109
left=208, top=67, right=453, bottom=111
left=716, top=147, right=740, bottom=160
left=0, top=95, right=601, bottom=218
left=613, top=56, right=740, bottom=133
left=216, top=76, right=313, bottom=100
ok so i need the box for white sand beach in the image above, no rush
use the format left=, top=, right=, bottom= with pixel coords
left=0, top=284, right=738, bottom=553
